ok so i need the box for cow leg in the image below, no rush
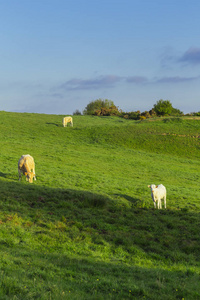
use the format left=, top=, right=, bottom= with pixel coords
left=164, top=196, right=166, bottom=209
left=18, top=169, right=22, bottom=181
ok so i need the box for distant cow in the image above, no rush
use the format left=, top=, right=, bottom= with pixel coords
left=18, top=154, right=36, bottom=183
left=148, top=184, right=166, bottom=209
left=63, top=116, right=73, bottom=127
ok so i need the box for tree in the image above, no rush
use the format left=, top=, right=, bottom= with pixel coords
left=153, top=99, right=173, bottom=116
left=194, top=111, right=200, bottom=116
left=73, top=109, right=82, bottom=115
left=171, top=107, right=183, bottom=116
left=83, top=98, right=116, bottom=115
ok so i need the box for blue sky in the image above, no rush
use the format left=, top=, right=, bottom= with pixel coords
left=0, top=0, right=200, bottom=114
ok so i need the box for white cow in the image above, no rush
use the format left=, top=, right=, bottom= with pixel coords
left=63, top=116, right=73, bottom=127
left=18, top=154, right=36, bottom=183
left=148, top=184, right=166, bottom=209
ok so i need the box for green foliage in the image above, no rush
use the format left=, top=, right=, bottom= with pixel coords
left=149, top=108, right=157, bottom=117
left=141, top=111, right=151, bottom=118
left=83, top=98, right=115, bottom=115
left=122, top=111, right=141, bottom=120
left=193, top=111, right=200, bottom=116
left=0, top=112, right=199, bottom=299
left=153, top=99, right=173, bottom=116
left=73, top=109, right=82, bottom=115
left=170, top=107, right=183, bottom=116
left=153, top=100, right=183, bottom=117
left=122, top=109, right=156, bottom=120
left=94, top=105, right=120, bottom=116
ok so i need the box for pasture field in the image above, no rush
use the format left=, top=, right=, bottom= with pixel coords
left=0, top=111, right=200, bottom=299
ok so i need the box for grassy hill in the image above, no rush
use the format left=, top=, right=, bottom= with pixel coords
left=0, top=111, right=200, bottom=299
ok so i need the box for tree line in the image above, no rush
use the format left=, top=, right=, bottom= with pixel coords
left=73, top=98, right=200, bottom=119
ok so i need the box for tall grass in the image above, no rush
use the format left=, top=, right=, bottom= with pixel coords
left=0, top=111, right=199, bottom=299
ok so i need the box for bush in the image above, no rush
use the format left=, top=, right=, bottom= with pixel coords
left=141, top=111, right=151, bottom=118
left=149, top=109, right=157, bottom=117
left=122, top=111, right=141, bottom=120
left=94, top=105, right=120, bottom=116
left=171, top=107, right=183, bottom=116
left=83, top=99, right=116, bottom=115
left=73, top=109, right=82, bottom=115
left=153, top=99, right=173, bottom=116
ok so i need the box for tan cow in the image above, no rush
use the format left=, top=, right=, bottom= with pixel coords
left=63, top=116, right=73, bottom=127
left=18, top=154, right=36, bottom=183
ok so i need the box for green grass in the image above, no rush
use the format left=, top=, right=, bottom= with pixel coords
left=0, top=111, right=200, bottom=299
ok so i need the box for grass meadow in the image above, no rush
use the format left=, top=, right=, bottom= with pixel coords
left=0, top=111, right=200, bottom=299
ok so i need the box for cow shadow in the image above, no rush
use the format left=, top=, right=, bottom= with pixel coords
left=46, top=122, right=60, bottom=127
left=0, top=179, right=113, bottom=222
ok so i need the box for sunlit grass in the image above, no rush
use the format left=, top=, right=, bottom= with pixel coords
left=0, top=111, right=199, bottom=299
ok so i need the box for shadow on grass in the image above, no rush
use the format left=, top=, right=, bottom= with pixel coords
left=46, top=122, right=60, bottom=127
left=0, top=172, right=7, bottom=178
left=0, top=179, right=200, bottom=300
left=0, top=179, right=114, bottom=221
left=0, top=247, right=199, bottom=300
left=114, top=193, right=140, bottom=205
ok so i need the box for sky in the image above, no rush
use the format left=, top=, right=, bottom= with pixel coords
left=0, top=0, right=200, bottom=115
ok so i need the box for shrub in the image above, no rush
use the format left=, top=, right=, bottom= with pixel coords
left=171, top=107, right=184, bottom=116
left=149, top=109, right=157, bottom=117
left=153, top=99, right=173, bottom=116
left=73, top=109, right=82, bottom=115
left=83, top=99, right=116, bottom=115
left=94, top=105, right=120, bottom=116
left=123, top=111, right=141, bottom=120
left=141, top=111, right=151, bottom=118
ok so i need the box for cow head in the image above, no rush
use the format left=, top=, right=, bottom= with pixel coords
left=25, top=172, right=35, bottom=183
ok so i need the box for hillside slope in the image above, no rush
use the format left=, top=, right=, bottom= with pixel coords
left=0, top=112, right=199, bottom=299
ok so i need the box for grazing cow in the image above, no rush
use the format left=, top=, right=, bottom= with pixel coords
left=148, top=184, right=166, bottom=209
left=18, top=154, right=36, bottom=183
left=63, top=116, right=73, bottom=127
